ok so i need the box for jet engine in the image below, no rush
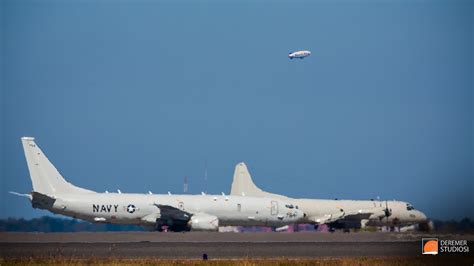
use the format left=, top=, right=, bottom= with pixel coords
left=188, top=213, right=219, bottom=231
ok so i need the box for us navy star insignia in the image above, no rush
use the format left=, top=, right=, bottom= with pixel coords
left=126, top=204, right=136, bottom=213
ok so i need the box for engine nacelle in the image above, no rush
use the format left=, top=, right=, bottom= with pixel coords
left=188, top=213, right=219, bottom=231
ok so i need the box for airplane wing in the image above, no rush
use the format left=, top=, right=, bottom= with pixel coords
left=152, top=204, right=219, bottom=232
left=152, top=204, right=192, bottom=231
left=154, top=204, right=192, bottom=222
left=309, top=211, right=345, bottom=224
left=309, top=208, right=386, bottom=225
left=339, top=209, right=383, bottom=221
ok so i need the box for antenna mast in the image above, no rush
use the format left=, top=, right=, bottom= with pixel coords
left=204, top=160, right=208, bottom=193
left=183, top=176, right=188, bottom=193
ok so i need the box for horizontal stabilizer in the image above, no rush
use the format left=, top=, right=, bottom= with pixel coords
left=8, top=191, right=32, bottom=200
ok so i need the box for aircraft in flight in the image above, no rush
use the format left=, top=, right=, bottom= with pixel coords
left=288, top=50, right=311, bottom=59
left=12, top=138, right=303, bottom=232
left=230, top=162, right=430, bottom=231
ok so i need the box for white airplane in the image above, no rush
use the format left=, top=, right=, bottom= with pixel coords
left=288, top=50, right=311, bottom=59
left=230, top=163, right=429, bottom=231
left=12, top=137, right=303, bottom=232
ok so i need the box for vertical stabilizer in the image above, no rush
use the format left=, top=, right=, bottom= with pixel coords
left=21, top=137, right=95, bottom=196
left=230, top=162, right=286, bottom=199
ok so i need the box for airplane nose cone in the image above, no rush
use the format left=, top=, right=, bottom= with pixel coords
left=417, top=211, right=428, bottom=222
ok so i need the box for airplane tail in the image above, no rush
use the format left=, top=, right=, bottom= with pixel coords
left=230, top=162, right=286, bottom=199
left=21, top=137, right=95, bottom=196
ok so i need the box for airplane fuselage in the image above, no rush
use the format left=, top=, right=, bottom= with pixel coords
left=45, top=193, right=300, bottom=227
left=293, top=198, right=427, bottom=227
left=20, top=137, right=304, bottom=231
left=230, top=162, right=429, bottom=229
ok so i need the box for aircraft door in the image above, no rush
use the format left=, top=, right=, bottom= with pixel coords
left=271, top=201, right=278, bottom=216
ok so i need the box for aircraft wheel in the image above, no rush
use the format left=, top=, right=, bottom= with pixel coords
left=156, top=221, right=163, bottom=232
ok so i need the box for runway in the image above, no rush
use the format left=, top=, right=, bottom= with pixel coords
left=1, top=232, right=473, bottom=260
left=2, top=242, right=421, bottom=259
left=3, top=231, right=472, bottom=243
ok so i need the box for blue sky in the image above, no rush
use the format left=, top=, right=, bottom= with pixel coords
left=1, top=0, right=472, bottom=220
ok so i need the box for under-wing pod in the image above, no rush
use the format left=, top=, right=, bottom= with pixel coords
left=188, top=213, right=219, bottom=231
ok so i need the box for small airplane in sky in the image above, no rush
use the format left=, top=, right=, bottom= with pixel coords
left=288, top=50, right=311, bottom=59
left=12, top=137, right=304, bottom=232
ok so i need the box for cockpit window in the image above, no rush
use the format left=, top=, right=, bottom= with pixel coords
left=406, top=203, right=415, bottom=211
left=285, top=204, right=294, bottom=209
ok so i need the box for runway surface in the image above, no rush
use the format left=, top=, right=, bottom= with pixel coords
left=1, top=232, right=473, bottom=259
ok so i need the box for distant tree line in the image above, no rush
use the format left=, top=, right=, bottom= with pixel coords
left=432, top=218, right=474, bottom=233
left=0, top=216, right=473, bottom=232
left=0, top=216, right=144, bottom=232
